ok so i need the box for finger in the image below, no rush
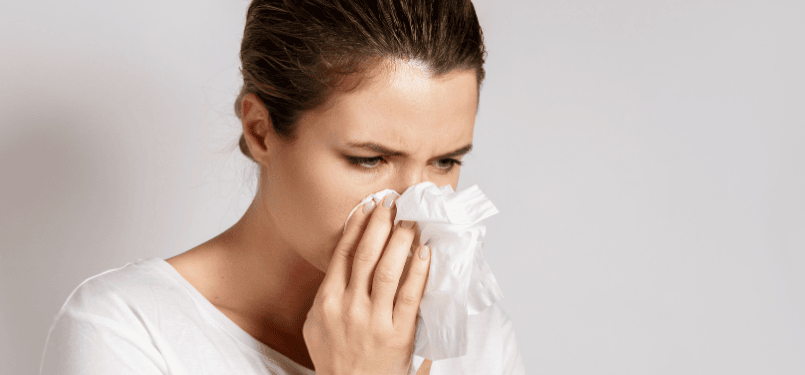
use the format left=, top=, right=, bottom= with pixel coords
left=319, top=200, right=376, bottom=295
left=392, top=228, right=421, bottom=294
left=393, top=244, right=431, bottom=330
left=394, top=232, right=422, bottom=300
left=370, top=220, right=417, bottom=316
left=348, top=194, right=398, bottom=294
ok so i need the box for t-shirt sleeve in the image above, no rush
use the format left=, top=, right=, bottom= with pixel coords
left=500, top=309, right=527, bottom=375
left=40, top=275, right=167, bottom=375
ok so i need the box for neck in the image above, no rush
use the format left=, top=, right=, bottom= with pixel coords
left=216, top=198, right=325, bottom=336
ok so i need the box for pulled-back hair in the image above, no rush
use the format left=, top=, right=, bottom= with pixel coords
left=235, top=0, right=486, bottom=162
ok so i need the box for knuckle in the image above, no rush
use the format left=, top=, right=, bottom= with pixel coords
left=303, top=317, right=319, bottom=332
left=375, top=268, right=397, bottom=285
left=376, top=327, right=399, bottom=344
left=399, top=292, right=419, bottom=306
left=353, top=247, right=376, bottom=264
left=320, top=294, right=341, bottom=315
left=333, top=246, right=354, bottom=262
left=389, top=333, right=411, bottom=349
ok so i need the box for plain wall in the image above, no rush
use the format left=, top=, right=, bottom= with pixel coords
left=2, top=0, right=804, bottom=374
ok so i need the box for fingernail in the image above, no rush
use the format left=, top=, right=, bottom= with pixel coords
left=383, top=195, right=397, bottom=208
left=401, top=220, right=414, bottom=229
left=363, top=200, right=375, bottom=213
left=419, top=245, right=429, bottom=259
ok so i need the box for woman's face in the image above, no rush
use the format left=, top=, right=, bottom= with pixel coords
left=250, top=61, right=478, bottom=272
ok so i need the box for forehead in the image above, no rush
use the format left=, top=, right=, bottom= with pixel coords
left=305, top=61, right=478, bottom=152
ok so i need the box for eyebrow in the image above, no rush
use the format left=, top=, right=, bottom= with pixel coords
left=345, top=141, right=473, bottom=159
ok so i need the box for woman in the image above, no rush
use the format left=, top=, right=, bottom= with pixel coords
left=41, top=0, right=525, bottom=374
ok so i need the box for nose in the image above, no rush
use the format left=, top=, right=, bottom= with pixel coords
left=388, top=178, right=458, bottom=201
left=385, top=170, right=424, bottom=198
left=382, top=164, right=459, bottom=217
left=393, top=160, right=446, bottom=195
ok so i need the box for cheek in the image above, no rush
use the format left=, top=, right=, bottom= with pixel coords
left=309, top=159, right=374, bottom=230
left=299, top=170, right=363, bottom=261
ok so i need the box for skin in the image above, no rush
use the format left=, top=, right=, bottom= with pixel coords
left=166, top=60, right=478, bottom=373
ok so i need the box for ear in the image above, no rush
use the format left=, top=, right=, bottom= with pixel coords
left=241, top=93, right=272, bottom=166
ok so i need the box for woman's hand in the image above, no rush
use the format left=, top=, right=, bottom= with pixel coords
left=303, top=195, right=431, bottom=375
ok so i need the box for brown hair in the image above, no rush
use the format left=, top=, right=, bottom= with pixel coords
left=235, top=0, right=487, bottom=162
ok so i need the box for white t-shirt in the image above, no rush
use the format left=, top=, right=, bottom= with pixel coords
left=41, top=258, right=526, bottom=374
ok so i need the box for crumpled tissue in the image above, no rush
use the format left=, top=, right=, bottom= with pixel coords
left=342, top=181, right=503, bottom=363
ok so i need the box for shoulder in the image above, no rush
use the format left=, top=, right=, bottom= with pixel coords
left=164, top=244, right=231, bottom=308
left=42, top=258, right=183, bottom=374
left=57, top=258, right=185, bottom=322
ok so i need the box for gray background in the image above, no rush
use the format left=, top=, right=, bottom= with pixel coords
left=2, top=0, right=804, bottom=374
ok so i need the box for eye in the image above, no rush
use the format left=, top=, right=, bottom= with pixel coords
left=345, top=156, right=462, bottom=173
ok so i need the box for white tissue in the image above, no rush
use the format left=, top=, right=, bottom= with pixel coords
left=343, top=181, right=503, bottom=362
